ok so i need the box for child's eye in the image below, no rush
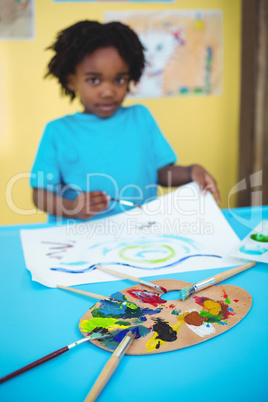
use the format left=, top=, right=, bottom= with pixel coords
left=87, top=77, right=100, bottom=85
left=115, top=77, right=127, bottom=85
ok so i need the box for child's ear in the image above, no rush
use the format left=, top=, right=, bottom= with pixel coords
left=128, top=80, right=138, bottom=95
left=67, top=74, right=76, bottom=92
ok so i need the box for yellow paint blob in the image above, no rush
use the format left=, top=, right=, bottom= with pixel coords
left=203, top=300, right=221, bottom=316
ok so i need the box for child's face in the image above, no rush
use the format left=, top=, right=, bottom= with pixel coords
left=68, top=47, right=130, bottom=118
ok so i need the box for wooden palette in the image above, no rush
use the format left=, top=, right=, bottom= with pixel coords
left=79, top=279, right=252, bottom=355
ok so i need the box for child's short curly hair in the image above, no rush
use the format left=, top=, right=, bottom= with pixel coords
left=45, top=20, right=145, bottom=100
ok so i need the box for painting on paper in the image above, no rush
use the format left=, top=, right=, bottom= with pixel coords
left=0, top=0, right=34, bottom=40
left=105, top=10, right=223, bottom=98
left=20, top=184, right=242, bottom=288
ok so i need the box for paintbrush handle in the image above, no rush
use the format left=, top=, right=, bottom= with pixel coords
left=0, top=346, right=69, bottom=384
left=0, top=337, right=90, bottom=384
left=56, top=284, right=107, bottom=301
left=196, top=262, right=256, bottom=290
left=84, top=355, right=119, bottom=402
left=94, top=265, right=162, bottom=292
left=84, top=330, right=135, bottom=402
left=95, top=265, right=142, bottom=284
left=212, top=261, right=256, bottom=283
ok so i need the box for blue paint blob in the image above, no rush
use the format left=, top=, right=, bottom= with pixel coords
left=239, top=245, right=266, bottom=256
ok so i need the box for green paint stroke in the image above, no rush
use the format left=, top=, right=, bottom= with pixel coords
left=80, top=317, right=130, bottom=333
left=171, top=309, right=182, bottom=316
left=119, top=244, right=175, bottom=264
left=225, top=298, right=231, bottom=304
left=199, top=310, right=222, bottom=323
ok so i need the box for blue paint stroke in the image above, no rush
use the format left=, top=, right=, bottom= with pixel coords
left=50, top=254, right=221, bottom=274
left=113, top=327, right=140, bottom=343
left=239, top=245, right=267, bottom=256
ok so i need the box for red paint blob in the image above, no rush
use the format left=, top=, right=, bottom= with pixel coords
left=222, top=289, right=228, bottom=299
left=160, top=286, right=167, bottom=293
left=233, top=299, right=239, bottom=303
left=127, top=289, right=167, bottom=306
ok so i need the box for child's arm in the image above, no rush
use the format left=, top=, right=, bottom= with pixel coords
left=158, top=164, right=221, bottom=205
left=32, top=188, right=110, bottom=220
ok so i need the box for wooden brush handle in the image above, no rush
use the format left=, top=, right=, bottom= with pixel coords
left=56, top=284, right=107, bottom=301
left=84, top=355, right=119, bottom=402
left=95, top=265, right=140, bottom=283
left=213, top=261, right=256, bottom=283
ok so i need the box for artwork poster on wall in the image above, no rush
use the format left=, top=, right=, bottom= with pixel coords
left=0, top=0, right=34, bottom=40
left=105, top=10, right=223, bottom=98
left=20, top=183, right=243, bottom=288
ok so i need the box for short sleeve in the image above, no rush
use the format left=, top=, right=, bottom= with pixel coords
left=30, top=123, right=61, bottom=191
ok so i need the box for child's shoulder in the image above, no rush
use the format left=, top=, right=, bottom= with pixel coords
left=46, top=113, right=77, bottom=126
left=124, top=104, right=152, bottom=119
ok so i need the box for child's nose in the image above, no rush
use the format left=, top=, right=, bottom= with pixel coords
left=100, top=82, right=115, bottom=98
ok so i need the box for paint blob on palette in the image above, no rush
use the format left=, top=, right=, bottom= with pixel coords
left=79, top=279, right=252, bottom=355
left=231, top=220, right=268, bottom=264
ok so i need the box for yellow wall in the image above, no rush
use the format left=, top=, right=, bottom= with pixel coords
left=0, top=0, right=241, bottom=225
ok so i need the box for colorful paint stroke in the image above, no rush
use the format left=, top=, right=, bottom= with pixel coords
left=52, top=234, right=221, bottom=274
left=79, top=286, right=240, bottom=353
left=145, top=293, right=236, bottom=352
left=79, top=291, right=155, bottom=349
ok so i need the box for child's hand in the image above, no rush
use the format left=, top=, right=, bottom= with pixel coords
left=72, top=191, right=111, bottom=220
left=191, top=164, right=221, bottom=206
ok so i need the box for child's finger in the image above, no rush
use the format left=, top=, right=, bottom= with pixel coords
left=203, top=184, right=221, bottom=206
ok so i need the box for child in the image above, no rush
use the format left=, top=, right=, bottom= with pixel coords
left=30, top=20, right=220, bottom=223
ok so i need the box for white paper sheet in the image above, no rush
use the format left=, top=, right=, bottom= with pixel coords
left=20, top=183, right=243, bottom=287
left=231, top=220, right=268, bottom=264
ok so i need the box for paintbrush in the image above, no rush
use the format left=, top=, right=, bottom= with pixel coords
left=0, top=331, right=110, bottom=384
left=110, top=198, right=141, bottom=209
left=177, top=261, right=256, bottom=301
left=65, top=187, right=141, bottom=209
left=94, top=265, right=165, bottom=293
left=56, top=285, right=137, bottom=308
left=84, top=328, right=138, bottom=402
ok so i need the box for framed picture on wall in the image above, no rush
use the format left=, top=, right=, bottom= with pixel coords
left=0, top=0, right=34, bottom=40
left=105, top=10, right=223, bottom=98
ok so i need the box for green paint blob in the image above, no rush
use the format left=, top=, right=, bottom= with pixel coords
left=80, top=317, right=119, bottom=333
left=91, top=304, right=146, bottom=320
left=171, top=309, right=182, bottom=316
left=250, top=233, right=268, bottom=243
left=125, top=302, right=138, bottom=310
left=114, top=320, right=131, bottom=326
left=199, top=310, right=221, bottom=323
left=225, top=298, right=231, bottom=304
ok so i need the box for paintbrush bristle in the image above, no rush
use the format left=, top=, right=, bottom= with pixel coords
left=178, top=285, right=196, bottom=301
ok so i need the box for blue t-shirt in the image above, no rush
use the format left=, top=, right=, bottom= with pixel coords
left=30, top=105, right=177, bottom=222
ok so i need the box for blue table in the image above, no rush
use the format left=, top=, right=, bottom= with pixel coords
left=0, top=207, right=267, bottom=402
